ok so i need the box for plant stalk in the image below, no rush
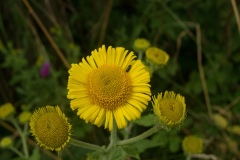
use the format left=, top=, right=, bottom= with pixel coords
left=69, top=138, right=105, bottom=152
left=117, top=125, right=160, bottom=146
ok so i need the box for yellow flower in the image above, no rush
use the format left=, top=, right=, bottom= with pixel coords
left=18, top=111, right=32, bottom=124
left=29, top=106, right=71, bottom=151
left=182, top=135, right=203, bottom=154
left=0, top=103, right=15, bottom=120
left=146, top=47, right=169, bottom=65
left=225, top=136, right=238, bottom=154
left=229, top=125, right=240, bottom=136
left=67, top=45, right=151, bottom=131
left=0, top=137, right=13, bottom=149
left=133, top=38, right=150, bottom=52
left=212, top=113, right=228, bottom=129
left=152, top=91, right=186, bottom=129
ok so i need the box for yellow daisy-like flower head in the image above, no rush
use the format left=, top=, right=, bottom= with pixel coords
left=18, top=111, right=32, bottom=124
left=133, top=38, right=150, bottom=52
left=0, top=137, right=13, bottom=149
left=146, top=47, right=169, bottom=65
left=182, top=135, right=203, bottom=154
left=152, top=91, right=186, bottom=129
left=0, top=103, right=15, bottom=120
left=67, top=45, right=151, bottom=131
left=29, top=106, right=71, bottom=151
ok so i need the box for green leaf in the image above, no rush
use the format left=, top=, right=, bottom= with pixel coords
left=87, top=151, right=102, bottom=160
left=121, top=145, right=140, bottom=160
left=133, top=139, right=160, bottom=153
left=169, top=136, right=181, bottom=153
left=108, top=147, right=124, bottom=160
left=152, top=130, right=169, bottom=147
left=133, top=114, right=156, bottom=127
left=29, top=147, right=41, bottom=160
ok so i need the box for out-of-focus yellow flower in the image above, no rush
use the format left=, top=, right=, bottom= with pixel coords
left=229, top=125, right=240, bottom=136
left=0, top=137, right=13, bottom=149
left=36, top=55, right=44, bottom=66
left=225, top=136, right=238, bottom=154
left=152, top=91, right=186, bottom=129
left=212, top=113, right=228, bottom=129
left=18, top=111, right=32, bottom=124
left=182, top=135, right=203, bottom=154
left=133, top=38, right=150, bottom=52
left=146, top=47, right=169, bottom=65
left=29, top=106, right=71, bottom=151
left=0, top=103, right=15, bottom=120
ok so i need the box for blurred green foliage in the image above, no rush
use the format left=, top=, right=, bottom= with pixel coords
left=0, top=0, right=240, bottom=159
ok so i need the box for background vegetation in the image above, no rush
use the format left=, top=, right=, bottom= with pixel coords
left=0, top=0, right=240, bottom=159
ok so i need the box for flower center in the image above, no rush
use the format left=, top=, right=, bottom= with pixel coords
left=87, top=65, right=132, bottom=110
left=35, top=112, right=69, bottom=149
left=159, top=99, right=184, bottom=123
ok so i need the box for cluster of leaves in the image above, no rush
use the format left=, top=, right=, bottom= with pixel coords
left=1, top=0, right=240, bottom=159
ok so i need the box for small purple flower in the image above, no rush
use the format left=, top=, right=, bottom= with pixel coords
left=40, top=62, right=51, bottom=77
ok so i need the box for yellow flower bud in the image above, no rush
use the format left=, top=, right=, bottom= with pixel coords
left=230, top=125, right=240, bottom=136
left=0, top=103, right=15, bottom=120
left=146, top=47, right=169, bottom=65
left=133, top=38, right=150, bottom=52
left=0, top=137, right=13, bottom=149
left=182, top=135, right=203, bottom=154
left=18, top=111, right=32, bottom=124
left=152, top=91, right=186, bottom=130
left=225, top=136, right=238, bottom=154
left=212, top=114, right=228, bottom=129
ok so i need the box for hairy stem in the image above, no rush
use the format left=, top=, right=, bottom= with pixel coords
left=69, top=138, right=105, bottom=152
left=117, top=125, right=160, bottom=146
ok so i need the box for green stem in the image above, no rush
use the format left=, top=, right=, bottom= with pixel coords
left=103, top=120, right=118, bottom=160
left=149, top=62, right=155, bottom=72
left=106, top=120, right=117, bottom=152
left=117, top=125, right=160, bottom=146
left=9, top=146, right=25, bottom=158
left=138, top=51, right=143, bottom=60
left=186, top=154, right=191, bottom=160
left=10, top=118, right=29, bottom=158
left=69, top=138, right=105, bottom=152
